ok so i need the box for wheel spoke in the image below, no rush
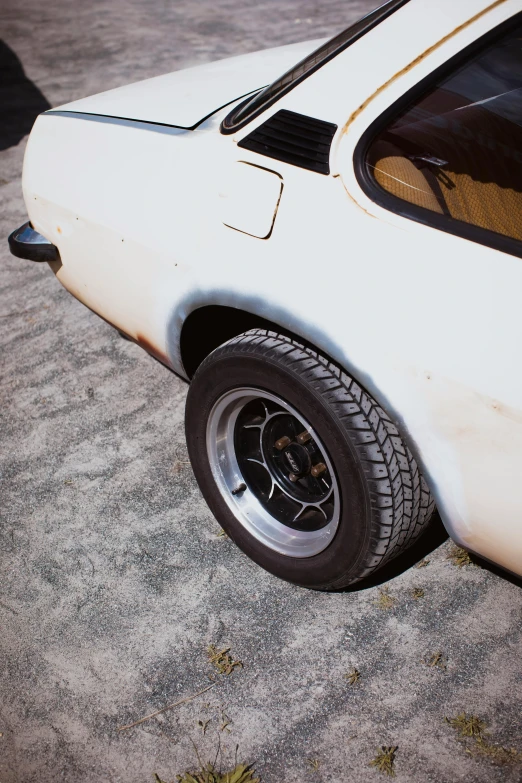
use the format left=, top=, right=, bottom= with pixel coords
left=246, top=457, right=269, bottom=472
left=293, top=504, right=306, bottom=523
left=209, top=386, right=340, bottom=554
left=316, top=503, right=328, bottom=521
left=293, top=501, right=329, bottom=523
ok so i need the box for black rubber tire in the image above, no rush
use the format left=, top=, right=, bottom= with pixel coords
left=185, top=329, right=435, bottom=590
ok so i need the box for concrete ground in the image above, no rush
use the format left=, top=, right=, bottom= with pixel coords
left=1, top=1, right=522, bottom=781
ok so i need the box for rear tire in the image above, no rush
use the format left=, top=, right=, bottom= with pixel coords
left=185, top=330, right=435, bottom=589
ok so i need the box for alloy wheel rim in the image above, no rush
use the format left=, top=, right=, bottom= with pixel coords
left=206, top=387, right=341, bottom=557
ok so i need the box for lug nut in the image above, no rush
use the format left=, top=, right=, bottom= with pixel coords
left=311, top=463, right=327, bottom=478
left=296, top=430, right=312, bottom=445
left=275, top=436, right=292, bottom=451
left=288, top=473, right=299, bottom=482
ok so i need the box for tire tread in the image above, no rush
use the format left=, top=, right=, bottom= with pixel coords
left=210, top=329, right=435, bottom=587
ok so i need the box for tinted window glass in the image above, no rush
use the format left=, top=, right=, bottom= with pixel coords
left=365, top=19, right=522, bottom=242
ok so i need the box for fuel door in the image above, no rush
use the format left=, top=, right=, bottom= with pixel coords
left=219, top=161, right=283, bottom=239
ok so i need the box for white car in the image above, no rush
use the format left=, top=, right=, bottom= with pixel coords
left=9, top=0, right=522, bottom=589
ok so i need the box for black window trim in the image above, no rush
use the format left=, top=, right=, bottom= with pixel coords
left=221, top=0, right=411, bottom=135
left=354, top=11, right=522, bottom=261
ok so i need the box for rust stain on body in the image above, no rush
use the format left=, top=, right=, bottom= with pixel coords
left=343, top=182, right=377, bottom=218
left=136, top=333, right=171, bottom=367
left=477, top=393, right=522, bottom=425
left=52, top=270, right=171, bottom=368
left=342, top=0, right=509, bottom=136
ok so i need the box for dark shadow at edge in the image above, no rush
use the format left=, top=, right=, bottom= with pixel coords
left=342, top=520, right=522, bottom=592
left=470, top=552, right=522, bottom=590
left=0, top=39, right=51, bottom=152
left=346, top=511, right=449, bottom=592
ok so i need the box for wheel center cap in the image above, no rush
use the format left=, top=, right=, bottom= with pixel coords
left=283, top=444, right=311, bottom=477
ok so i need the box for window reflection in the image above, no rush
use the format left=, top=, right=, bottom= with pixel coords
left=367, top=23, right=522, bottom=241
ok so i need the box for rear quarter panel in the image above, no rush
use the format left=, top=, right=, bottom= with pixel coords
left=23, top=0, right=522, bottom=577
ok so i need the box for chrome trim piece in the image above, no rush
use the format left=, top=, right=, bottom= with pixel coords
left=221, top=0, right=412, bottom=134
left=8, top=222, right=60, bottom=263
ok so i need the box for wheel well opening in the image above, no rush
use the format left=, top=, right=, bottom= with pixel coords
left=179, top=306, right=441, bottom=545
left=180, top=306, right=287, bottom=378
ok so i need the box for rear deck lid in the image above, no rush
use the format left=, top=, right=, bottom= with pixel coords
left=51, top=39, right=325, bottom=129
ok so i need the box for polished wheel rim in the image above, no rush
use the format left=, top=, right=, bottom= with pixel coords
left=206, top=388, right=341, bottom=557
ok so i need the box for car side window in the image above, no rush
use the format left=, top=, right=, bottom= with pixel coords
left=363, top=18, right=522, bottom=244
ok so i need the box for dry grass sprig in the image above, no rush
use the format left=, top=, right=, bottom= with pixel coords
left=118, top=684, right=215, bottom=731
left=155, top=762, right=259, bottom=783
left=370, top=746, right=398, bottom=776
left=207, top=646, right=243, bottom=676
left=344, top=667, right=360, bottom=686
left=446, top=712, right=522, bottom=765
left=373, top=587, right=397, bottom=610
left=446, top=713, right=486, bottom=739
left=424, top=651, right=447, bottom=670
left=447, top=545, right=473, bottom=568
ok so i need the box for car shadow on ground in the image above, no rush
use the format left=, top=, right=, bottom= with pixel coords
left=348, top=511, right=449, bottom=591
left=350, top=510, right=522, bottom=591
left=0, top=40, right=50, bottom=152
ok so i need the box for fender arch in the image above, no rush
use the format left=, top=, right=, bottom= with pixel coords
left=175, top=301, right=455, bottom=550
left=179, top=304, right=324, bottom=379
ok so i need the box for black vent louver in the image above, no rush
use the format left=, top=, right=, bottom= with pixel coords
left=237, top=110, right=338, bottom=175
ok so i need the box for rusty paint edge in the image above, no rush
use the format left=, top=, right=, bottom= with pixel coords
left=53, top=279, right=173, bottom=368
left=136, top=333, right=172, bottom=367
left=341, top=0, right=509, bottom=137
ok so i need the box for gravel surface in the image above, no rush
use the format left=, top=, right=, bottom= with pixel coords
left=1, top=1, right=522, bottom=781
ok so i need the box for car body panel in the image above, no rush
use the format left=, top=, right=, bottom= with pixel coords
left=219, top=162, right=283, bottom=238
left=52, top=39, right=326, bottom=129
left=20, top=0, right=522, bottom=577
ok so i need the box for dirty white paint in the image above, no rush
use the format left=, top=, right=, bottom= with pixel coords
left=53, top=38, right=326, bottom=129
left=21, top=0, right=522, bottom=576
left=219, top=162, right=283, bottom=238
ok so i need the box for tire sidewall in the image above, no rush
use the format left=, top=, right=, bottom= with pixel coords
left=186, top=350, right=372, bottom=589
